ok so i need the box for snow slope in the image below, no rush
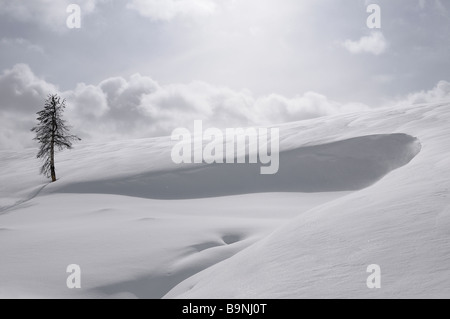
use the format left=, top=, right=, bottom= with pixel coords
left=0, top=101, right=448, bottom=298
left=166, top=102, right=450, bottom=299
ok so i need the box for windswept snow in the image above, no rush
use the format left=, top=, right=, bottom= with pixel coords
left=166, top=103, right=450, bottom=299
left=46, top=133, right=420, bottom=199
left=1, top=102, right=449, bottom=298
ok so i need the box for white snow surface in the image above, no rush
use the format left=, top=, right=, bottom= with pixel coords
left=0, top=102, right=449, bottom=298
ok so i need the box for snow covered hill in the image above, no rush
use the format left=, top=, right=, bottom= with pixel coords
left=0, top=101, right=449, bottom=298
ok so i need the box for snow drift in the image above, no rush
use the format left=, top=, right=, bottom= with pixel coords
left=48, top=133, right=420, bottom=199
left=0, top=101, right=449, bottom=299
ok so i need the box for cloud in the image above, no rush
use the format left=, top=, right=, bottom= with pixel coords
left=0, top=64, right=58, bottom=149
left=8, top=64, right=450, bottom=150
left=394, top=81, right=450, bottom=106
left=66, top=75, right=367, bottom=142
left=65, top=83, right=109, bottom=118
left=0, top=64, right=57, bottom=113
left=126, top=0, right=216, bottom=21
left=0, top=0, right=102, bottom=31
left=342, top=31, right=388, bottom=55
left=0, top=64, right=371, bottom=149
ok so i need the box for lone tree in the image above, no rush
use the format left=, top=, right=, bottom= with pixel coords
left=31, top=94, right=81, bottom=182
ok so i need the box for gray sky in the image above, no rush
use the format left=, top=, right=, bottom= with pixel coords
left=1, top=0, right=450, bottom=149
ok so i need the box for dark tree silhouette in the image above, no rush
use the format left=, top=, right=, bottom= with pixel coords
left=31, top=94, right=81, bottom=182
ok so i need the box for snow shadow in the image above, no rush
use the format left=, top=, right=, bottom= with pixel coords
left=93, top=269, right=197, bottom=299
left=53, top=134, right=421, bottom=199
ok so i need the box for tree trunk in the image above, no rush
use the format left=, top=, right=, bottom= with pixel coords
left=50, top=101, right=57, bottom=182
left=50, top=144, right=56, bottom=182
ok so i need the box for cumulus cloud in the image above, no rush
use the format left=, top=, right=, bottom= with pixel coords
left=126, top=0, right=216, bottom=21
left=0, top=64, right=57, bottom=113
left=0, top=64, right=58, bottom=149
left=66, top=76, right=368, bottom=142
left=0, top=0, right=102, bottom=31
left=342, top=31, right=388, bottom=55
left=10, top=63, right=450, bottom=150
left=0, top=64, right=371, bottom=149
left=395, top=81, right=450, bottom=106
left=65, top=83, right=109, bottom=118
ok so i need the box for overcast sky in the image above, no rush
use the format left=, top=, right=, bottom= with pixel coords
left=1, top=0, right=450, bottom=149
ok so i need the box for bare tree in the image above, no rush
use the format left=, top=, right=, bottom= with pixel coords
left=31, top=94, right=81, bottom=182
